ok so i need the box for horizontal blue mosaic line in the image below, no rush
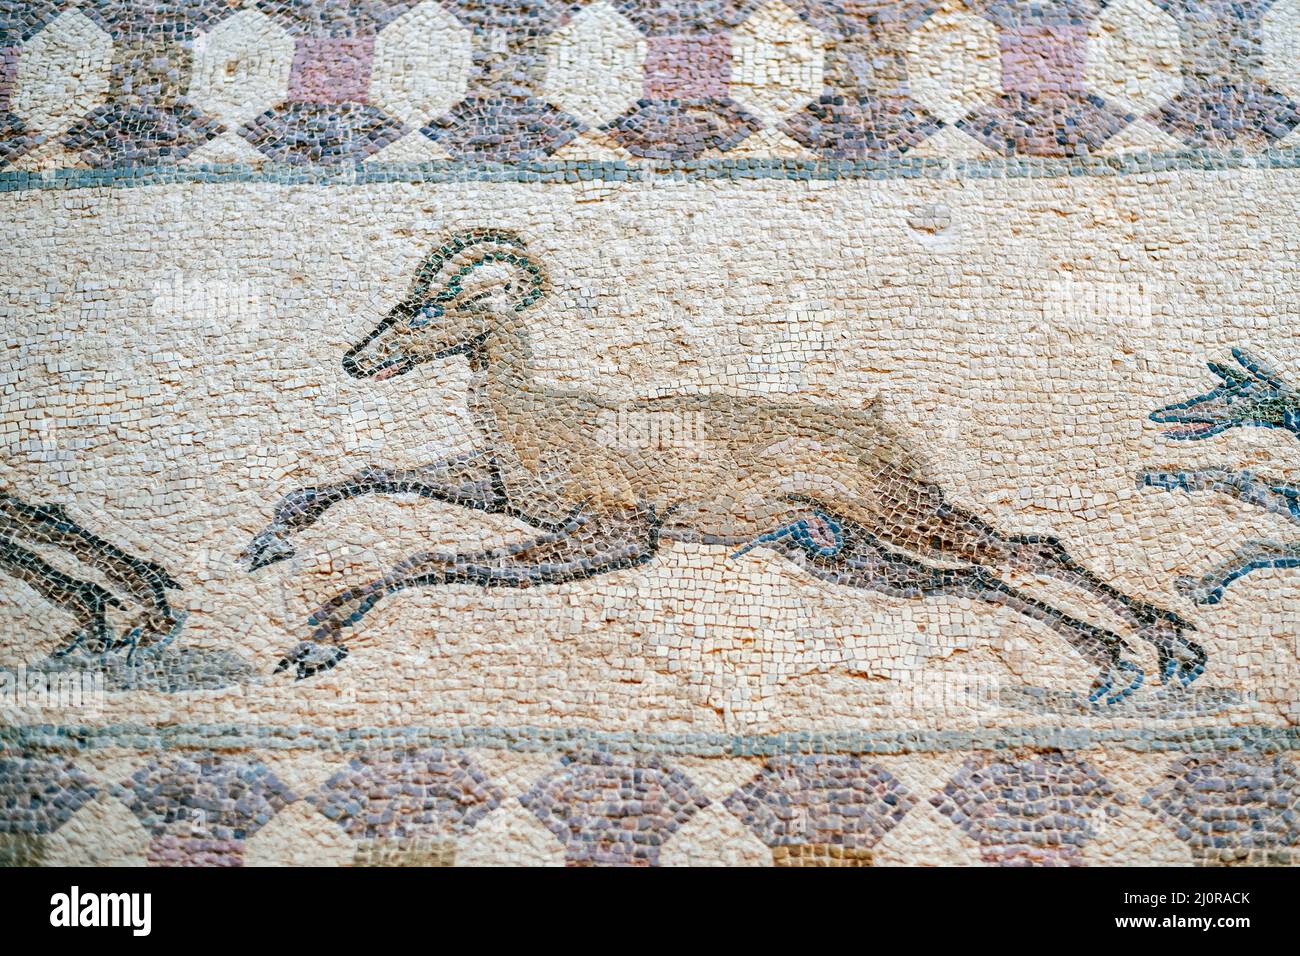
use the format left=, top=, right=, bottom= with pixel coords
left=4, top=723, right=1298, bottom=756
left=4, top=148, right=1300, bottom=193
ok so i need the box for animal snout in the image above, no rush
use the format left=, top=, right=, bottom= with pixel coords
left=341, top=323, right=399, bottom=379
left=341, top=348, right=368, bottom=379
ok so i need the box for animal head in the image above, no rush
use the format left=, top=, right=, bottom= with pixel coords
left=1150, top=347, right=1299, bottom=440
left=342, top=229, right=547, bottom=380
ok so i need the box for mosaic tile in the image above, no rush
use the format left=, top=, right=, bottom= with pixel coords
left=544, top=1, right=646, bottom=129
left=417, top=0, right=586, bottom=159
left=0, top=0, right=1293, bottom=168
left=425, top=95, right=583, bottom=160
left=0, top=493, right=184, bottom=657
left=10, top=9, right=114, bottom=151
left=241, top=99, right=405, bottom=163
left=64, top=0, right=234, bottom=166
left=1084, top=0, right=1183, bottom=118
left=114, top=754, right=298, bottom=866
left=783, top=0, right=945, bottom=158
left=519, top=751, right=709, bottom=865
left=369, top=0, right=472, bottom=128
left=1, top=0, right=1299, bottom=868
left=953, top=0, right=1135, bottom=157
left=907, top=3, right=1001, bottom=126
left=0, top=0, right=67, bottom=167
left=725, top=755, right=916, bottom=865
left=233, top=2, right=415, bottom=164
left=307, top=748, right=502, bottom=846
left=0, top=755, right=98, bottom=835
left=1151, top=0, right=1300, bottom=147
left=931, top=753, right=1123, bottom=865
left=1143, top=753, right=1300, bottom=864
left=188, top=8, right=295, bottom=130
left=730, top=1, right=824, bottom=128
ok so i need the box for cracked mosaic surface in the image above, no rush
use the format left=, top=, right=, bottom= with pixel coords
left=1, top=0, right=1299, bottom=866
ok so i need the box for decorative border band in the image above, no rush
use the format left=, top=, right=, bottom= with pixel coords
left=4, top=148, right=1300, bottom=195
left=5, top=723, right=1298, bottom=756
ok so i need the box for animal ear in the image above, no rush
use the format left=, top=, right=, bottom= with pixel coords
left=1232, top=347, right=1290, bottom=390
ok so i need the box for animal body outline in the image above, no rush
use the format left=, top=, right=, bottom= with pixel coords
left=1139, top=347, right=1300, bottom=605
left=242, top=229, right=1206, bottom=701
left=0, top=493, right=184, bottom=659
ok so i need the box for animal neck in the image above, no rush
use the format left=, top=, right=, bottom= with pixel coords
left=471, top=312, right=537, bottom=402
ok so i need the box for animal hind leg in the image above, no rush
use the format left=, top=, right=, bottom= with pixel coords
left=0, top=495, right=179, bottom=593
left=878, top=500, right=1205, bottom=686
left=275, top=507, right=662, bottom=679
left=989, top=532, right=1205, bottom=686
left=758, top=514, right=1143, bottom=703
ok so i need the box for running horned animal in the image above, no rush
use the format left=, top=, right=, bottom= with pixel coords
left=242, top=229, right=1205, bottom=701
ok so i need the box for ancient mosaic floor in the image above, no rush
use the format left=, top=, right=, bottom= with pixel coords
left=2, top=0, right=1299, bottom=867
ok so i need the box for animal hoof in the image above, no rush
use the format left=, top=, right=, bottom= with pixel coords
left=1161, top=635, right=1208, bottom=688
left=273, top=641, right=348, bottom=680
left=1141, top=620, right=1209, bottom=689
left=240, top=530, right=296, bottom=571
left=1088, top=660, right=1144, bottom=705
left=1179, top=661, right=1206, bottom=687
left=114, top=609, right=190, bottom=661
left=1162, top=657, right=1206, bottom=687
left=51, top=627, right=90, bottom=659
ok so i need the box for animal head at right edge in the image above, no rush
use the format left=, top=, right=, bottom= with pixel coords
left=1150, top=347, right=1299, bottom=440
left=342, top=229, right=548, bottom=381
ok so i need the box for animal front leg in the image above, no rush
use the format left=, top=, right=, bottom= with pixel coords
left=241, top=450, right=508, bottom=570
left=0, top=495, right=183, bottom=650
left=1177, top=539, right=1300, bottom=606
left=275, top=509, right=661, bottom=678
left=0, top=538, right=124, bottom=655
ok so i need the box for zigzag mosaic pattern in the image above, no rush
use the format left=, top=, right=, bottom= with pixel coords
left=3, top=747, right=1296, bottom=866
left=1, top=0, right=1299, bottom=171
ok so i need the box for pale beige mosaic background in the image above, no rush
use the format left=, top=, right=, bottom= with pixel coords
left=3, top=171, right=1297, bottom=734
